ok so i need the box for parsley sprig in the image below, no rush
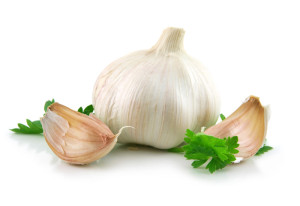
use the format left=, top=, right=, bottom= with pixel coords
left=44, top=99, right=55, bottom=114
left=255, top=145, right=273, bottom=156
left=170, top=129, right=239, bottom=173
left=220, top=113, right=226, bottom=121
left=169, top=113, right=273, bottom=173
left=10, top=120, right=43, bottom=134
left=11, top=100, right=94, bottom=134
left=78, top=104, right=94, bottom=115
left=10, top=99, right=55, bottom=134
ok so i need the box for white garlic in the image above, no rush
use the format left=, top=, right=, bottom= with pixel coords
left=93, top=27, right=220, bottom=149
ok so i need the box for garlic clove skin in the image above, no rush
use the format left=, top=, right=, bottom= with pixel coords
left=41, top=103, right=117, bottom=165
left=204, top=96, right=269, bottom=160
left=93, top=27, right=220, bottom=149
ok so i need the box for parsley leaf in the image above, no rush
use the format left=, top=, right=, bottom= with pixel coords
left=11, top=100, right=94, bottom=134
left=220, top=113, right=226, bottom=121
left=78, top=104, right=94, bottom=115
left=11, top=99, right=55, bottom=134
left=44, top=99, right=55, bottom=112
left=78, top=107, right=83, bottom=113
left=255, top=145, right=273, bottom=156
left=168, top=147, right=184, bottom=153
left=225, top=136, right=239, bottom=154
left=182, top=129, right=239, bottom=173
left=10, top=119, right=43, bottom=134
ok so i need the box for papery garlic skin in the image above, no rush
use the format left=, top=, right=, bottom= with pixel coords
left=205, top=96, right=269, bottom=160
left=93, top=27, right=220, bottom=149
left=41, top=103, right=117, bottom=165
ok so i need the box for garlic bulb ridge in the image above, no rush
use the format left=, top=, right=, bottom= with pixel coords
left=93, top=27, right=220, bottom=149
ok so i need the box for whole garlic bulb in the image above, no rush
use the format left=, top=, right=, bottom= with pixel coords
left=93, top=27, right=220, bottom=149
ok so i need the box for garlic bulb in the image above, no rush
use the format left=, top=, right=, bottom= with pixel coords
left=205, top=96, right=269, bottom=160
left=93, top=27, right=220, bottom=149
left=41, top=103, right=127, bottom=165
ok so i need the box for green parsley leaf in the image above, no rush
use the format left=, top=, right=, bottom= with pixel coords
left=83, top=104, right=94, bottom=115
left=206, top=157, right=228, bottom=173
left=255, top=145, right=273, bottom=156
left=220, top=113, right=226, bottom=121
left=10, top=119, right=43, bottom=134
left=182, top=129, right=239, bottom=173
left=78, top=107, right=83, bottom=113
left=191, top=159, right=207, bottom=168
left=11, top=99, right=55, bottom=134
left=77, top=104, right=94, bottom=115
left=11, top=100, right=93, bottom=134
left=168, top=147, right=184, bottom=153
left=225, top=136, right=239, bottom=154
left=44, top=99, right=55, bottom=112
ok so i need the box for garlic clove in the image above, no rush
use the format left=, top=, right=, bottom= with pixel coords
left=41, top=103, right=119, bottom=165
left=204, top=96, right=269, bottom=160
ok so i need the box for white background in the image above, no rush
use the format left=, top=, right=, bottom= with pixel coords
left=0, top=0, right=299, bottom=205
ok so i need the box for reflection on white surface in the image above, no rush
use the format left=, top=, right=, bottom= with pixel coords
left=9, top=133, right=265, bottom=180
